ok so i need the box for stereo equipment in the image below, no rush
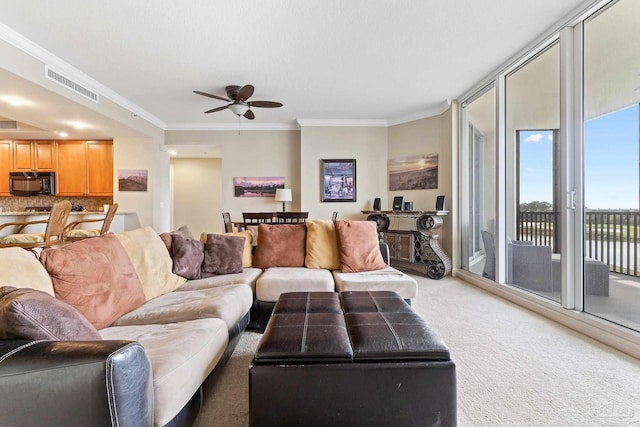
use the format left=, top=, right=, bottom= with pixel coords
left=373, top=197, right=381, bottom=210
left=435, top=195, right=446, bottom=211
left=392, top=196, right=404, bottom=211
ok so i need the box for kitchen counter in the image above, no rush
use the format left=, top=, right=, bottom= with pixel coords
left=0, top=211, right=140, bottom=235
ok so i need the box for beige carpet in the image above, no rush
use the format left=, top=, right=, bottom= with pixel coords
left=194, top=275, right=640, bottom=426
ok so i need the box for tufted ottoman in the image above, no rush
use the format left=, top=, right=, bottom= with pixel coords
left=249, top=291, right=457, bottom=427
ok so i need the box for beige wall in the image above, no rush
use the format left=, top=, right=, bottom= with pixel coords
left=171, top=158, right=222, bottom=235
left=388, top=110, right=454, bottom=256
left=165, top=130, right=301, bottom=223
left=300, top=126, right=388, bottom=220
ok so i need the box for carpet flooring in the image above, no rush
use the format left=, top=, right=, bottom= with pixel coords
left=193, top=275, right=640, bottom=426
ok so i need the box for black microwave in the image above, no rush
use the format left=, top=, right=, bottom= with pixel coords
left=9, top=172, right=56, bottom=196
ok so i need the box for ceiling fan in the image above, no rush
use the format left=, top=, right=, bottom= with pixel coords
left=193, top=84, right=283, bottom=120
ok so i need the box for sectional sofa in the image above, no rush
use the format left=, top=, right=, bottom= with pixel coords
left=0, top=219, right=418, bottom=427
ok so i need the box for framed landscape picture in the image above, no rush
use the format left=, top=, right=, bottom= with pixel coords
left=233, top=176, right=284, bottom=197
left=118, top=169, right=148, bottom=191
left=321, top=159, right=356, bottom=202
left=388, top=153, right=438, bottom=191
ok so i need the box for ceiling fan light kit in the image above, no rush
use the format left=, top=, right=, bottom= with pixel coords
left=194, top=84, right=282, bottom=120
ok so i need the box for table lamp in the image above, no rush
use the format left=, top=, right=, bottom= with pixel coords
left=275, top=188, right=292, bottom=212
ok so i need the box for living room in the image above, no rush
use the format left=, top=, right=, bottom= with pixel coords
left=1, top=1, right=640, bottom=426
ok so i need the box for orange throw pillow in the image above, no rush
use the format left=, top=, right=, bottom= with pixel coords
left=40, top=234, right=146, bottom=329
left=253, top=224, right=307, bottom=268
left=334, top=220, right=386, bottom=273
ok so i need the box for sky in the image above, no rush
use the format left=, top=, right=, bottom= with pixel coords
left=519, top=103, right=639, bottom=210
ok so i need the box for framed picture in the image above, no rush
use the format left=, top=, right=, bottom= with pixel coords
left=118, top=169, right=148, bottom=192
left=321, top=159, right=356, bottom=202
left=388, top=153, right=438, bottom=191
left=233, top=176, right=284, bottom=197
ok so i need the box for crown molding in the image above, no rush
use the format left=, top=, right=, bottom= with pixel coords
left=166, top=122, right=300, bottom=131
left=296, top=119, right=388, bottom=128
left=387, top=99, right=452, bottom=126
left=0, top=22, right=166, bottom=130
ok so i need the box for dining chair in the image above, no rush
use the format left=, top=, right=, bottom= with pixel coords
left=0, top=200, right=72, bottom=255
left=64, top=203, right=119, bottom=242
left=276, top=212, right=309, bottom=224
left=243, top=212, right=276, bottom=228
left=222, top=212, right=234, bottom=233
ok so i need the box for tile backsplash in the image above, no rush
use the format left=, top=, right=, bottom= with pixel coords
left=0, top=196, right=113, bottom=212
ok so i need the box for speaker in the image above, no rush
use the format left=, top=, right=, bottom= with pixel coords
left=392, top=196, right=404, bottom=211
left=403, top=202, right=413, bottom=211
left=435, top=195, right=446, bottom=211
left=373, top=197, right=381, bottom=210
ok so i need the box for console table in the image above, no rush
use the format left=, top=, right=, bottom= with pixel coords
left=362, top=210, right=451, bottom=279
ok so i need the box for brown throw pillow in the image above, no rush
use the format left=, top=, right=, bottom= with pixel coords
left=203, top=234, right=245, bottom=274
left=171, top=234, right=204, bottom=279
left=253, top=224, right=307, bottom=268
left=0, top=286, right=102, bottom=340
left=40, top=234, right=146, bottom=329
left=159, top=225, right=195, bottom=255
left=334, top=220, right=386, bottom=273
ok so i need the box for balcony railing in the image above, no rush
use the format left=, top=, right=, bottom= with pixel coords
left=517, top=210, right=640, bottom=277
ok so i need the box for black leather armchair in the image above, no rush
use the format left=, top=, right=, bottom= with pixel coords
left=0, top=339, right=153, bottom=427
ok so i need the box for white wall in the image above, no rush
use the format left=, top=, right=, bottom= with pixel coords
left=300, top=126, right=388, bottom=220
left=171, top=158, right=222, bottom=235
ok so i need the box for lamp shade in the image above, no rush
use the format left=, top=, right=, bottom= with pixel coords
left=275, top=188, right=292, bottom=202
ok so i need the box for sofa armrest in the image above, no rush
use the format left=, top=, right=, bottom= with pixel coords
left=0, top=339, right=153, bottom=427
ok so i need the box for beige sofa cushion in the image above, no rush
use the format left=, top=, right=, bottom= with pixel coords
left=100, top=318, right=228, bottom=427
left=0, top=247, right=55, bottom=296
left=116, top=227, right=186, bottom=301
left=332, top=266, right=418, bottom=299
left=305, top=219, right=341, bottom=270
left=177, top=268, right=262, bottom=292
left=112, top=284, right=253, bottom=331
left=256, top=267, right=335, bottom=302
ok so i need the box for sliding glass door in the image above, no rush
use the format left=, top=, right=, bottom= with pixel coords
left=583, top=0, right=640, bottom=330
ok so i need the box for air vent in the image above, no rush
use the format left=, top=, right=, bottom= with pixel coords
left=0, top=121, right=17, bottom=129
left=45, top=66, right=99, bottom=103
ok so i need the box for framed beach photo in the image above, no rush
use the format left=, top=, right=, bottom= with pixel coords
left=321, top=159, right=356, bottom=202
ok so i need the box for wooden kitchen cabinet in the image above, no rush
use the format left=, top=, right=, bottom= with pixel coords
left=0, top=140, right=12, bottom=196
left=56, top=140, right=87, bottom=196
left=13, top=140, right=55, bottom=171
left=86, top=141, right=113, bottom=196
left=56, top=140, right=113, bottom=196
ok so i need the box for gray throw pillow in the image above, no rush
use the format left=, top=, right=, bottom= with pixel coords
left=0, top=286, right=102, bottom=340
left=171, top=234, right=205, bottom=280
left=203, top=234, right=245, bottom=275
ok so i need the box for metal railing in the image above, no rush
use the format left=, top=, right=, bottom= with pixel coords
left=517, top=210, right=640, bottom=277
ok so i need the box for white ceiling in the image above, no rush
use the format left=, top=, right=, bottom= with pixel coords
left=0, top=0, right=589, bottom=135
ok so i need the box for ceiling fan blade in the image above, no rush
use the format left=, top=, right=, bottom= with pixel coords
left=237, top=85, right=255, bottom=101
left=249, top=100, right=283, bottom=108
left=204, top=105, right=230, bottom=114
left=244, top=109, right=255, bottom=120
left=193, top=90, right=230, bottom=102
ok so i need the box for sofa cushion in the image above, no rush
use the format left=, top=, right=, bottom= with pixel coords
left=253, top=224, right=307, bottom=268
left=200, top=230, right=253, bottom=268
left=334, top=220, right=386, bottom=273
left=305, top=219, right=341, bottom=270
left=0, top=247, right=55, bottom=296
left=177, top=267, right=263, bottom=292
left=171, top=234, right=204, bottom=280
left=333, top=266, right=418, bottom=299
left=202, top=234, right=245, bottom=275
left=40, top=234, right=146, bottom=329
left=256, top=267, right=335, bottom=302
left=116, top=227, right=187, bottom=301
left=100, top=318, right=228, bottom=427
left=112, top=284, right=253, bottom=331
left=0, top=286, right=101, bottom=340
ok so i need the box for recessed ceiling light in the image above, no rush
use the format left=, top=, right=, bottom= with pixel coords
left=68, top=121, right=89, bottom=129
left=58, top=131, right=69, bottom=137
left=168, top=150, right=177, bottom=155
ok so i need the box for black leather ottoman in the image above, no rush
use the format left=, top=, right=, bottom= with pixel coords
left=249, top=291, right=457, bottom=427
